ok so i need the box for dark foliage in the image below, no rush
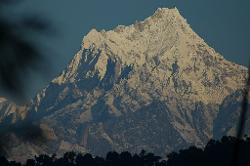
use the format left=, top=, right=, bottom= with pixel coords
left=0, top=0, right=54, bottom=158
left=232, top=63, right=250, bottom=166
left=0, top=118, right=47, bottom=156
left=167, top=136, right=250, bottom=166
left=0, top=0, right=53, bottom=101
left=0, top=136, right=250, bottom=166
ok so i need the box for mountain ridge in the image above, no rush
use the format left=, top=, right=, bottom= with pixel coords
left=52, top=7, right=246, bottom=105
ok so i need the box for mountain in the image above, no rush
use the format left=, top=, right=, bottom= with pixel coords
left=0, top=8, right=248, bottom=162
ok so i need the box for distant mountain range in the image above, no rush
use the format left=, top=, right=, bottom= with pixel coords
left=0, top=8, right=248, bottom=162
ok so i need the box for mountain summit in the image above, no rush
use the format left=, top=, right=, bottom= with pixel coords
left=53, top=7, right=245, bottom=104
left=0, top=8, right=248, bottom=161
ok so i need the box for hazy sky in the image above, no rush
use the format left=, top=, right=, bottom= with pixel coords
left=14, top=0, right=250, bottom=97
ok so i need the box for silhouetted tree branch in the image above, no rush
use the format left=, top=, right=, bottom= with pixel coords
left=0, top=0, right=53, bottom=101
left=231, top=61, right=250, bottom=166
left=0, top=0, right=54, bottom=158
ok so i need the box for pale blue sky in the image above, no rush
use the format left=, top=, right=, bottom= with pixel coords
left=14, top=0, right=250, bottom=97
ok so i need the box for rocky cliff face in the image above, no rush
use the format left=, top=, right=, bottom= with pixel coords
left=0, top=8, right=248, bottom=161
